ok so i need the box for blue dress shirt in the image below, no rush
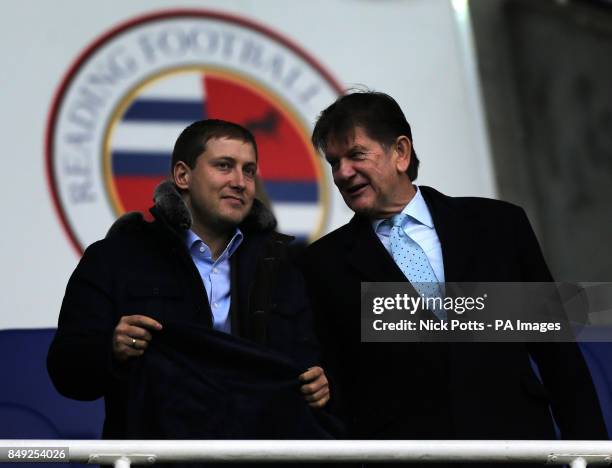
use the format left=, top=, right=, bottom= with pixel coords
left=185, top=229, right=244, bottom=333
left=372, top=186, right=445, bottom=283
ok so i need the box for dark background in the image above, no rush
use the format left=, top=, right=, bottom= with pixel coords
left=470, top=0, right=612, bottom=282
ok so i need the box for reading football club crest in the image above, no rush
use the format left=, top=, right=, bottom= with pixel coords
left=47, top=10, right=342, bottom=254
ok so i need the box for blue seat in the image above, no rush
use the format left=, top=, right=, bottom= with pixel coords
left=0, top=328, right=104, bottom=439
left=580, top=341, right=612, bottom=438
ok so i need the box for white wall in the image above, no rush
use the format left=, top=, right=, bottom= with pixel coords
left=0, top=0, right=495, bottom=329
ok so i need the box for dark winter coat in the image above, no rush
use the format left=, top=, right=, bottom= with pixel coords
left=300, top=186, right=607, bottom=441
left=47, top=182, right=326, bottom=439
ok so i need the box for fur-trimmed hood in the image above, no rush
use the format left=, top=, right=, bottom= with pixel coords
left=107, top=180, right=277, bottom=237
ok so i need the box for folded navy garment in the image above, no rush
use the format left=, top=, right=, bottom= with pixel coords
left=125, top=319, right=340, bottom=440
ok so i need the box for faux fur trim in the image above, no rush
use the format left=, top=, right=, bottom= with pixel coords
left=153, top=180, right=192, bottom=231
left=106, top=211, right=144, bottom=238
left=240, top=193, right=278, bottom=233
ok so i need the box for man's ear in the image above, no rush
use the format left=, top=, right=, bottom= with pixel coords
left=173, top=161, right=191, bottom=190
left=394, top=135, right=412, bottom=173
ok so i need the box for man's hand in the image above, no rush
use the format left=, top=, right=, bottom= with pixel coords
left=299, top=366, right=330, bottom=408
left=112, top=315, right=163, bottom=362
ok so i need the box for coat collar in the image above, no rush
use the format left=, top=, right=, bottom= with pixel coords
left=418, top=185, right=478, bottom=282
left=341, top=185, right=479, bottom=283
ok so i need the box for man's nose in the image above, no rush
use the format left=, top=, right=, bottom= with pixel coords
left=230, top=169, right=246, bottom=190
left=334, top=159, right=356, bottom=182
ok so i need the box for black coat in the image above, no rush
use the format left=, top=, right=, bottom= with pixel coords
left=47, top=184, right=321, bottom=438
left=300, top=186, right=606, bottom=440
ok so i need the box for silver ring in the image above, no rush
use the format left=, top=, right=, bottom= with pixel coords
left=131, top=338, right=137, bottom=348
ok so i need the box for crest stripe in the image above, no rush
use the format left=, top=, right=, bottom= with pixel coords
left=263, top=181, right=318, bottom=203
left=112, top=151, right=171, bottom=176
left=124, top=99, right=206, bottom=122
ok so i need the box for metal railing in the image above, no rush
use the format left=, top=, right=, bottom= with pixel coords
left=2, top=440, right=612, bottom=467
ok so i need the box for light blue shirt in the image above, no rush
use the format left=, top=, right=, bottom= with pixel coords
left=372, top=186, right=445, bottom=283
left=185, top=229, right=244, bottom=333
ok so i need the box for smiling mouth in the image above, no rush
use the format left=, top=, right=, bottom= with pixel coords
left=343, top=183, right=368, bottom=197
left=221, top=196, right=245, bottom=205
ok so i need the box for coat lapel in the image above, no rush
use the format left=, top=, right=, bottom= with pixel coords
left=419, top=186, right=478, bottom=283
left=345, top=215, right=407, bottom=282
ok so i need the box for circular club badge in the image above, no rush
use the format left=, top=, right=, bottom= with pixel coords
left=47, top=9, right=343, bottom=254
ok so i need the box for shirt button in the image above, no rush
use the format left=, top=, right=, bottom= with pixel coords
left=213, top=302, right=219, bottom=308
left=213, top=267, right=218, bottom=274
left=199, top=246, right=205, bottom=253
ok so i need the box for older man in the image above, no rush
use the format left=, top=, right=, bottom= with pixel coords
left=300, top=91, right=606, bottom=443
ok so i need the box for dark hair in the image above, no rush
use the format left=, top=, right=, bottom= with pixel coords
left=171, top=119, right=258, bottom=171
left=311, top=91, right=419, bottom=181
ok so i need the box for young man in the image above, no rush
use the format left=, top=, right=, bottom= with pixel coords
left=300, top=91, right=606, bottom=444
left=48, top=119, right=330, bottom=439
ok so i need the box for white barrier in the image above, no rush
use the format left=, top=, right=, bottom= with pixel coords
left=1, top=440, right=612, bottom=466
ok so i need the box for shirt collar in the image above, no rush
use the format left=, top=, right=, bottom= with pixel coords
left=372, top=185, right=434, bottom=232
left=185, top=228, right=244, bottom=259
